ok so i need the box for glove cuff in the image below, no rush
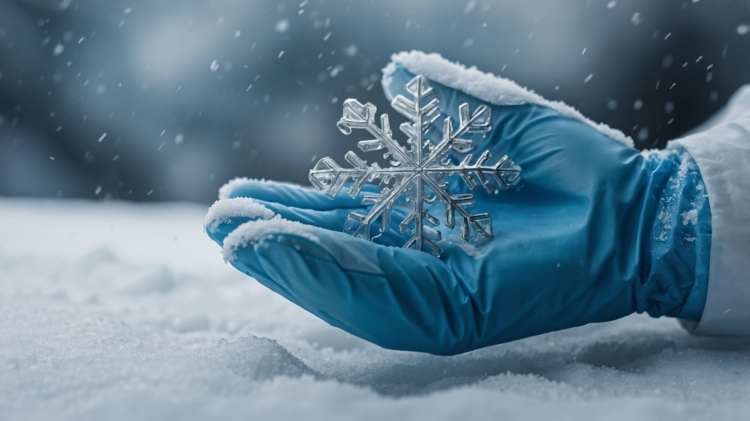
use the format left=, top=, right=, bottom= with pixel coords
left=636, top=147, right=711, bottom=320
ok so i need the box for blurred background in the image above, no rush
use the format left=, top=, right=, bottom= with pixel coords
left=0, top=0, right=748, bottom=203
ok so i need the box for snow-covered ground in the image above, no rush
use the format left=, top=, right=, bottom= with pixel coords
left=1, top=198, right=748, bottom=420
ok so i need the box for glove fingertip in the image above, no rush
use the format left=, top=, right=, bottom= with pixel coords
left=204, top=197, right=274, bottom=232
left=221, top=217, right=321, bottom=263
left=257, top=233, right=335, bottom=262
left=218, top=177, right=256, bottom=199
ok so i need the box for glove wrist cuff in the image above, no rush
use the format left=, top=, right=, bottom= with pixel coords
left=636, top=147, right=711, bottom=320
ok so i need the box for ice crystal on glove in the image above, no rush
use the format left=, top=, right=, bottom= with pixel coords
left=309, top=75, right=521, bottom=256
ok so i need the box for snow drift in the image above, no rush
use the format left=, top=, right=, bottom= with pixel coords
left=0, top=198, right=748, bottom=420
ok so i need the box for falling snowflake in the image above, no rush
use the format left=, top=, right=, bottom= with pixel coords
left=309, top=75, right=521, bottom=256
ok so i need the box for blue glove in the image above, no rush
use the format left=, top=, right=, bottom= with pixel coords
left=205, top=62, right=711, bottom=355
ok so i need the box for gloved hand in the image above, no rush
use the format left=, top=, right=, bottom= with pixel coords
left=205, top=59, right=711, bottom=355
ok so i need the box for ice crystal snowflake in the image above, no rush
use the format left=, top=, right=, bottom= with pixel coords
left=309, top=75, right=521, bottom=257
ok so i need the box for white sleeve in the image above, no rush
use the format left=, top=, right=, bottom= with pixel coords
left=672, top=85, right=750, bottom=336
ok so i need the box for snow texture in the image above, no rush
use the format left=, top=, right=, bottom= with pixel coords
left=203, top=198, right=274, bottom=233
left=218, top=178, right=302, bottom=200
left=218, top=177, right=254, bottom=200
left=682, top=209, right=699, bottom=226
left=1, top=198, right=749, bottom=420
left=222, top=215, right=319, bottom=262
left=642, top=148, right=706, bottom=248
left=385, top=51, right=634, bottom=147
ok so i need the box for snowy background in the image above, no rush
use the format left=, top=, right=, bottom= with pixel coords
left=2, top=199, right=750, bottom=420
left=2, top=0, right=750, bottom=202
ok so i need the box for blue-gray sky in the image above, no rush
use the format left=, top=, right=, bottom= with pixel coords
left=1, top=0, right=748, bottom=202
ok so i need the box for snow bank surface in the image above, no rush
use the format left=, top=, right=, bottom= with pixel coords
left=1, top=198, right=749, bottom=420
left=385, top=51, right=634, bottom=147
